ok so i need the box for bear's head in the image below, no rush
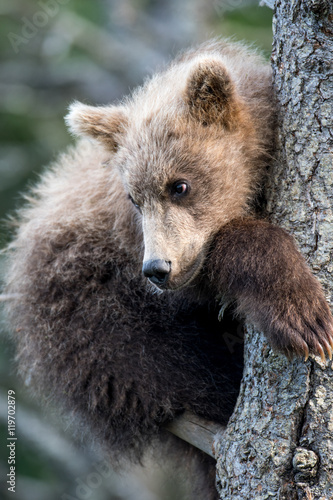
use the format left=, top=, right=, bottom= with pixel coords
left=66, top=52, right=270, bottom=291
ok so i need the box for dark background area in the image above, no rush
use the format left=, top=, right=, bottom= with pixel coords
left=0, top=1, right=272, bottom=498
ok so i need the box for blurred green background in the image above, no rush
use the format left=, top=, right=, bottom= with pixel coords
left=0, top=1, right=272, bottom=499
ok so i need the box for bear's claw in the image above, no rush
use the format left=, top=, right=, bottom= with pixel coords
left=269, top=301, right=333, bottom=363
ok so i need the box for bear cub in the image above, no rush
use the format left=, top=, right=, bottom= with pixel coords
left=4, top=39, right=333, bottom=499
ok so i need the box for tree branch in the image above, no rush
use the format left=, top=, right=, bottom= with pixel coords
left=0, top=293, right=21, bottom=302
left=165, top=411, right=225, bottom=459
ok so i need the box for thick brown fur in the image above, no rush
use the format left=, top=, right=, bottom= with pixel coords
left=3, top=39, right=333, bottom=499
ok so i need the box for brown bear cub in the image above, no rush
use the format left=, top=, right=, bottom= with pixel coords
left=4, top=40, right=333, bottom=499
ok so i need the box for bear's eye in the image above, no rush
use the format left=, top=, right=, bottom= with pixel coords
left=171, top=181, right=190, bottom=198
left=128, top=194, right=142, bottom=214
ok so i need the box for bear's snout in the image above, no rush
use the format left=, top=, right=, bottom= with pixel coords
left=142, top=259, right=171, bottom=287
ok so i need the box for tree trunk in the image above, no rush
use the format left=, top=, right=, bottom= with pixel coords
left=214, top=1, right=333, bottom=498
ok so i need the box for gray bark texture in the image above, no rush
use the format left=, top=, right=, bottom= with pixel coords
left=215, top=1, right=333, bottom=499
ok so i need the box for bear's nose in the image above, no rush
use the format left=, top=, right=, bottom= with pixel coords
left=142, top=259, right=171, bottom=286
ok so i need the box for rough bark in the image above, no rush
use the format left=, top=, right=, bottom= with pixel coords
left=214, top=1, right=333, bottom=499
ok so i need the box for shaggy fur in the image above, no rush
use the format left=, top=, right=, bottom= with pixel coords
left=3, top=40, right=333, bottom=499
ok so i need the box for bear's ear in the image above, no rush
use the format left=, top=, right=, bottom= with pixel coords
left=65, top=102, right=128, bottom=151
left=185, top=59, right=237, bottom=128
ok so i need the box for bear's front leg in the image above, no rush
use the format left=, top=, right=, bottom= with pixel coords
left=206, top=218, right=333, bottom=360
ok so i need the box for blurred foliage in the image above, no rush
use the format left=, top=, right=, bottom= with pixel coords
left=0, top=1, right=272, bottom=498
left=211, top=4, right=273, bottom=55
